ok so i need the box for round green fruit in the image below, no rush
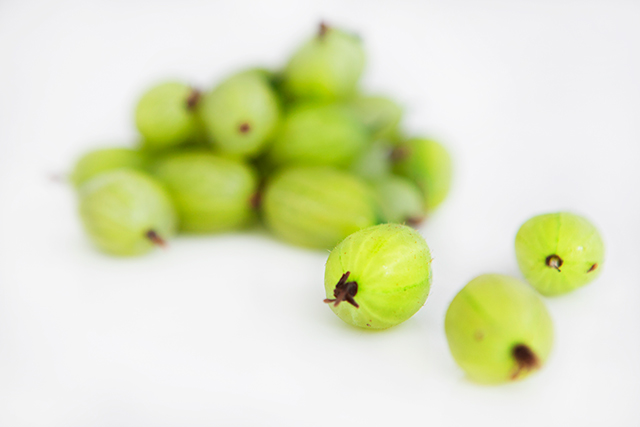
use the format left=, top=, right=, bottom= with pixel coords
left=198, top=71, right=280, bottom=157
left=349, top=141, right=392, bottom=182
left=269, top=103, right=369, bottom=168
left=515, top=212, right=605, bottom=296
left=152, top=152, right=257, bottom=233
left=70, top=147, right=147, bottom=188
left=262, top=167, right=378, bottom=249
left=373, top=176, right=425, bottom=226
left=349, top=95, right=403, bottom=141
left=78, top=170, right=177, bottom=256
left=445, top=274, right=554, bottom=384
left=393, top=138, right=453, bottom=211
left=135, top=81, right=201, bottom=150
left=323, top=224, right=432, bottom=329
left=282, top=23, right=365, bottom=102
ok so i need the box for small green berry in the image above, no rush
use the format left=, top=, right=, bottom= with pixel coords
left=262, top=167, right=378, bottom=249
left=135, top=82, right=201, bottom=150
left=373, top=175, right=425, bottom=226
left=198, top=71, right=280, bottom=157
left=70, top=147, right=147, bottom=188
left=324, top=224, right=432, bottom=329
left=515, top=212, right=605, bottom=296
left=445, top=274, right=554, bottom=384
left=282, top=23, right=365, bottom=102
left=78, top=170, right=177, bottom=256
left=268, top=103, right=369, bottom=168
left=349, top=141, right=393, bottom=182
left=349, top=95, right=403, bottom=141
left=152, top=152, right=258, bottom=233
left=393, top=138, right=453, bottom=211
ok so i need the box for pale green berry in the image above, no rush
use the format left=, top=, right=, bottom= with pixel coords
left=152, top=152, right=258, bottom=233
left=282, top=23, right=365, bottom=102
left=135, top=82, right=201, bottom=150
left=198, top=71, right=280, bottom=157
left=70, top=147, right=147, bottom=188
left=268, top=103, right=369, bottom=168
left=78, top=170, right=177, bottom=256
left=349, top=95, right=403, bottom=141
left=323, top=224, right=432, bottom=329
left=393, top=138, right=453, bottom=211
left=262, top=167, right=378, bottom=249
left=445, top=274, right=554, bottom=384
left=373, top=176, right=425, bottom=226
left=515, top=212, right=605, bottom=296
left=349, top=141, right=392, bottom=181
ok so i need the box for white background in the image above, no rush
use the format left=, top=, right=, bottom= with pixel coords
left=1, top=0, right=639, bottom=426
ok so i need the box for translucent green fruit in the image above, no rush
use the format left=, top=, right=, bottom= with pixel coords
left=374, top=176, right=425, bottom=226
left=78, top=170, right=177, bottom=256
left=135, top=82, right=201, bottom=150
left=349, top=95, right=403, bottom=141
left=199, top=71, right=280, bottom=157
left=283, top=23, right=365, bottom=101
left=262, top=167, right=378, bottom=249
left=393, top=138, right=453, bottom=211
left=71, top=148, right=147, bottom=188
left=349, top=141, right=392, bottom=182
left=445, top=274, right=554, bottom=384
left=152, top=152, right=257, bottom=233
left=515, top=212, right=605, bottom=296
left=269, top=104, right=369, bottom=168
left=324, top=224, right=432, bottom=329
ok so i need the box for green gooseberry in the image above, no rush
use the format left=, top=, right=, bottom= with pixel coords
left=349, top=95, right=403, bottom=142
left=445, top=274, right=554, bottom=384
left=152, top=152, right=258, bottom=233
left=135, top=81, right=201, bottom=150
left=349, top=141, right=393, bottom=182
left=78, top=170, right=177, bottom=256
left=373, top=175, right=425, bottom=226
left=70, top=147, right=148, bottom=188
left=198, top=70, right=281, bottom=157
left=323, top=223, right=432, bottom=329
left=268, top=103, right=369, bottom=168
left=393, top=137, right=453, bottom=211
left=282, top=23, right=365, bottom=102
left=262, top=167, right=378, bottom=249
left=515, top=212, right=605, bottom=296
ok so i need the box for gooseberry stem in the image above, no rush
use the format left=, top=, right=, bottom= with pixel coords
left=324, top=271, right=359, bottom=308
left=511, top=344, right=540, bottom=380
left=186, top=88, right=201, bottom=110
left=406, top=216, right=426, bottom=227
left=146, top=229, right=166, bottom=247
left=318, top=22, right=329, bottom=38
left=545, top=254, right=563, bottom=272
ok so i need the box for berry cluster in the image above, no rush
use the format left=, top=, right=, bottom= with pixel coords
left=323, top=213, right=604, bottom=385
left=71, top=23, right=453, bottom=255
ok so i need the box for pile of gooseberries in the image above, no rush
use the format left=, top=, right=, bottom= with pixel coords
left=69, top=23, right=605, bottom=386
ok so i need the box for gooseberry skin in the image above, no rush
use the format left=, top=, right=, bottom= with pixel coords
left=445, top=274, right=554, bottom=384
left=349, top=141, right=393, bottom=182
left=262, top=167, right=378, bottom=249
left=268, top=104, right=369, bottom=168
left=393, top=138, right=453, bottom=211
left=198, top=71, right=280, bottom=157
left=78, top=170, right=177, bottom=256
left=282, top=24, right=365, bottom=102
left=515, top=212, right=605, bottom=296
left=349, top=95, right=403, bottom=142
left=135, top=82, right=200, bottom=150
left=70, top=148, right=147, bottom=188
left=152, top=152, right=257, bottom=233
left=324, top=224, right=432, bottom=329
left=373, top=176, right=425, bottom=225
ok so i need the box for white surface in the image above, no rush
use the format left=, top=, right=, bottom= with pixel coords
left=1, top=1, right=639, bottom=426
